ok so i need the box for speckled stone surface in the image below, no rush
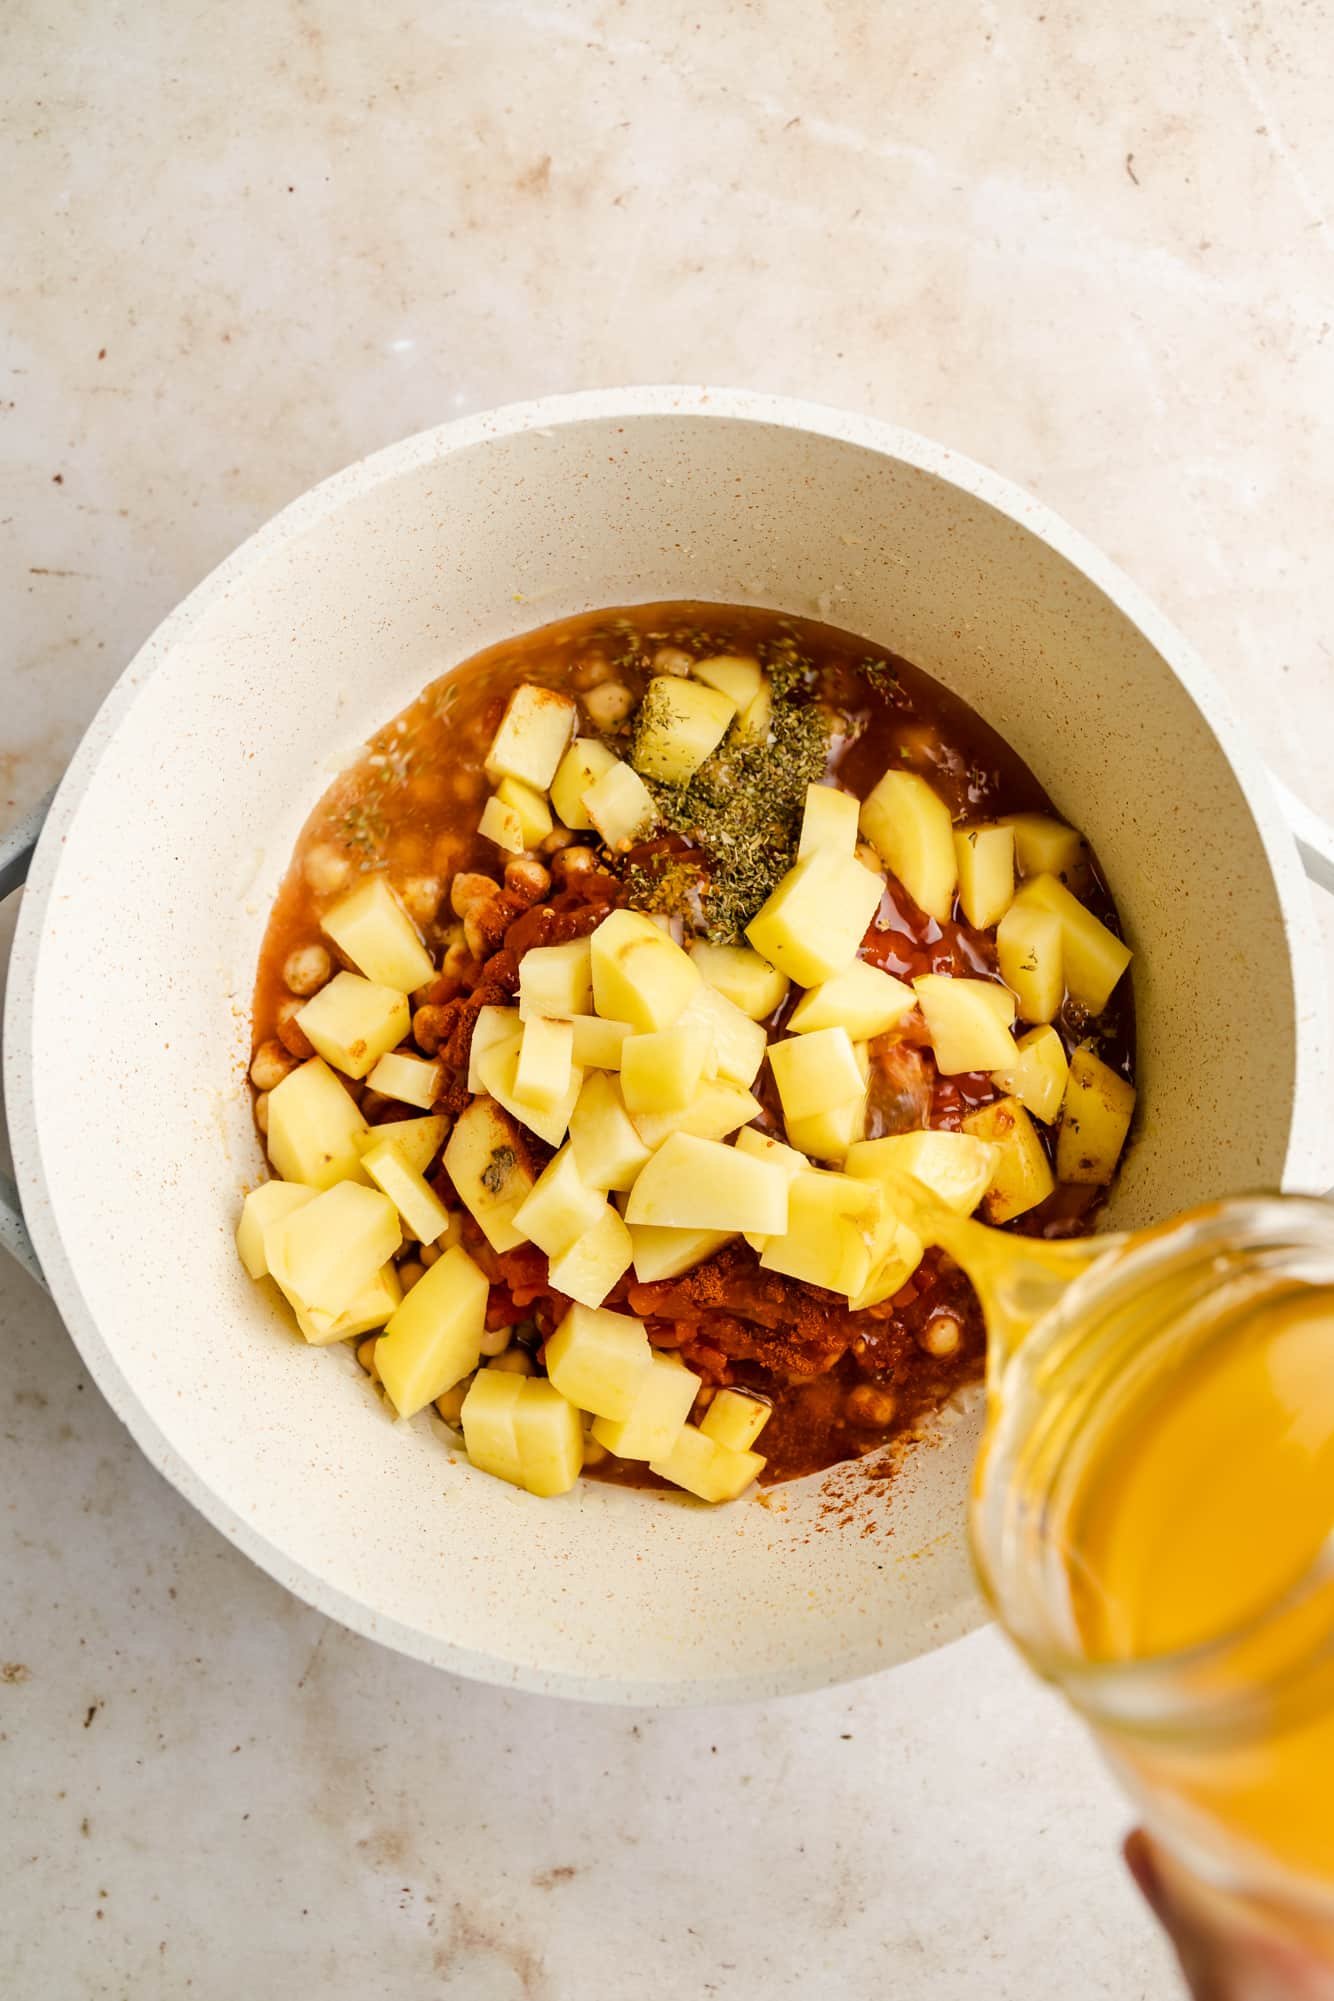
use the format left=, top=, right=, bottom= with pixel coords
left=3, top=2, right=1333, bottom=1995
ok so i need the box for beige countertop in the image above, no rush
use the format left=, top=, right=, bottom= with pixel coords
left=3, top=2, right=1332, bottom=1994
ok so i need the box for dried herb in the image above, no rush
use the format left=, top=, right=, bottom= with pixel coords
left=854, top=655, right=901, bottom=695
left=481, top=1145, right=517, bottom=1196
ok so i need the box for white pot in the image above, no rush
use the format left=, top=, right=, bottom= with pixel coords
left=4, top=389, right=1331, bottom=1704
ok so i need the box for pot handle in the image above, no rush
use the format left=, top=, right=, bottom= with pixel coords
left=0, top=790, right=54, bottom=1288
left=1272, top=773, right=1334, bottom=899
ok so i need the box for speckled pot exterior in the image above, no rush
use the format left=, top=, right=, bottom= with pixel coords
left=4, top=389, right=1327, bottom=1704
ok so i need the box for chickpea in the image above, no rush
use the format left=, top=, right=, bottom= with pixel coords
left=551, top=844, right=597, bottom=883
left=919, top=1313, right=962, bottom=1358
left=504, top=857, right=551, bottom=907
left=397, top=1260, right=426, bottom=1294
left=392, top=830, right=429, bottom=871
left=434, top=1376, right=473, bottom=1426
left=283, top=943, right=332, bottom=997
left=479, top=1323, right=513, bottom=1358
left=419, top=1242, right=443, bottom=1268
left=582, top=1435, right=608, bottom=1468
left=450, top=871, right=499, bottom=918
left=412, top=1005, right=452, bottom=1054
left=441, top=940, right=471, bottom=982
left=581, top=681, right=634, bottom=730
left=357, top=1337, right=380, bottom=1379
left=448, top=768, right=485, bottom=805
left=464, top=895, right=513, bottom=962
left=846, top=1384, right=898, bottom=1429
left=569, top=651, right=613, bottom=690
left=653, top=646, right=694, bottom=677
left=275, top=999, right=314, bottom=1061
left=253, top=1091, right=270, bottom=1134
left=400, top=874, right=444, bottom=925
left=432, top=830, right=467, bottom=877
left=250, top=1039, right=297, bottom=1092
left=489, top=1346, right=534, bottom=1376
left=541, top=827, right=578, bottom=856
left=304, top=842, right=353, bottom=896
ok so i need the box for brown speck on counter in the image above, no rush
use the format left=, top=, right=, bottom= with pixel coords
left=83, top=1701, right=100, bottom=1728
left=532, top=1864, right=578, bottom=1889
left=1, top=1662, right=31, bottom=1683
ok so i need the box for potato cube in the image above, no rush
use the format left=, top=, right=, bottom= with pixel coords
left=295, top=971, right=409, bottom=1082
left=625, top=1133, right=789, bottom=1235
left=478, top=794, right=525, bottom=855
left=353, top=1114, right=448, bottom=1177
left=517, top=937, right=592, bottom=1023
left=544, top=1302, right=652, bottom=1420
left=362, top=1140, right=453, bottom=1244
left=495, top=775, right=553, bottom=848
left=592, top=1352, right=699, bottom=1460
left=736, top=677, right=773, bottom=744
left=460, top=1368, right=526, bottom=1486
left=846, top=1208, right=925, bottom=1311
left=630, top=1081, right=761, bottom=1151
left=745, top=851, right=884, bottom=987
left=268, top=1181, right=401, bottom=1323
left=365, top=1049, right=441, bottom=1111
left=963, top=1097, right=1055, bottom=1222
left=993, top=1024, right=1069, bottom=1124
left=590, top=910, right=701, bottom=1031
left=473, top=1031, right=583, bottom=1150
left=512, top=1144, right=607, bottom=1258
left=787, top=959, right=915, bottom=1040
left=1011, top=875, right=1132, bottom=1014
left=846, top=1129, right=997, bottom=1216
left=733, top=1126, right=807, bottom=1183
left=996, top=902, right=1064, bottom=1025
left=628, top=1224, right=735, bottom=1282
left=546, top=1203, right=635, bottom=1308
left=797, top=784, right=860, bottom=860
left=692, top=652, right=762, bottom=709
left=568, top=1071, right=651, bottom=1192
left=515, top=1014, right=575, bottom=1113
left=321, top=875, right=435, bottom=993
left=443, top=1097, right=535, bottom=1252
left=569, top=1014, right=632, bottom=1069
left=290, top=1261, right=402, bottom=1345
left=513, top=1379, right=585, bottom=1497
left=953, top=824, right=1016, bottom=930
left=690, top=942, right=788, bottom=1021
left=266, top=1057, right=370, bottom=1189
left=784, top=1095, right=866, bottom=1163
left=650, top=1424, right=764, bottom=1502
left=858, top=770, right=957, bottom=921
left=1056, top=1044, right=1136, bottom=1184
left=485, top=682, right=578, bottom=791
left=582, top=759, right=658, bottom=850
left=678, top=982, right=767, bottom=1088
left=701, top=1387, right=772, bottom=1453
left=632, top=676, right=736, bottom=783
left=769, top=1026, right=864, bottom=1122
left=1002, top=813, right=1084, bottom=879
left=914, top=975, right=1020, bottom=1074
left=550, top=738, right=619, bottom=831
left=375, top=1243, right=489, bottom=1418
left=620, top=1023, right=712, bottom=1115
left=237, top=1180, right=318, bottom=1281
left=759, top=1170, right=881, bottom=1297
left=468, top=1005, right=522, bottom=1092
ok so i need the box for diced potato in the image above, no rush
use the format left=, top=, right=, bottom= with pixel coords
left=485, top=682, right=578, bottom=791
left=365, top=1049, right=441, bottom=1111
left=268, top=1181, right=401, bottom=1323
left=569, top=1014, right=632, bottom=1069
left=630, top=1081, right=762, bottom=1151
left=478, top=794, right=525, bottom=855
left=468, top=1005, right=522, bottom=1091
left=495, top=775, right=553, bottom=848
left=678, top=981, right=767, bottom=1088
left=288, top=1261, right=402, bottom=1345
left=787, top=959, right=915, bottom=1040
left=590, top=910, right=701, bottom=1031
left=993, top=1024, right=1070, bottom=1124
left=736, top=677, right=773, bottom=744
left=550, top=738, right=619, bottom=831
left=512, top=1144, right=607, bottom=1258
left=321, top=874, right=435, bottom=994
left=745, top=850, right=884, bottom=987
left=625, top=1133, right=790, bottom=1235
left=518, top=938, right=592, bottom=1023
left=692, top=652, right=762, bottom=709
left=568, top=1071, right=651, bottom=1192
left=620, top=1023, right=712, bottom=1115
left=769, top=1026, right=864, bottom=1124
left=953, top=824, right=1016, bottom=930
left=353, top=1114, right=448, bottom=1177
left=784, top=1095, right=866, bottom=1164
left=582, top=759, right=658, bottom=850
left=846, top=1129, right=997, bottom=1216
left=914, top=975, right=1020, bottom=1075
left=1056, top=1044, right=1136, bottom=1184
left=237, top=1180, right=318, bottom=1281
left=858, top=770, right=957, bottom=921
left=758, top=1169, right=881, bottom=1298
left=460, top=1368, right=526, bottom=1485
left=1002, top=813, right=1084, bottom=878
left=375, top=1243, right=489, bottom=1418
left=632, top=676, right=736, bottom=783
left=295, top=971, right=409, bottom=1082
left=797, top=783, right=860, bottom=860
left=689, top=942, right=789, bottom=1022
left=474, top=1031, right=583, bottom=1150
left=628, top=1224, right=735, bottom=1282
left=650, top=1424, right=765, bottom=1502
left=1012, top=875, right=1132, bottom=1014
left=443, top=1097, right=535, bottom=1252
left=996, top=902, right=1064, bottom=1025
left=734, top=1126, right=807, bottom=1188
left=544, top=1301, right=652, bottom=1421
left=515, top=1014, right=575, bottom=1113
left=546, top=1203, right=635, bottom=1308
left=701, top=1387, right=772, bottom=1453
left=846, top=1206, right=925, bottom=1311
left=963, top=1097, right=1055, bottom=1222
left=266, top=1057, right=370, bottom=1189
left=513, top=1379, right=585, bottom=1497
left=592, top=1352, right=699, bottom=1460
left=362, top=1140, right=453, bottom=1243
